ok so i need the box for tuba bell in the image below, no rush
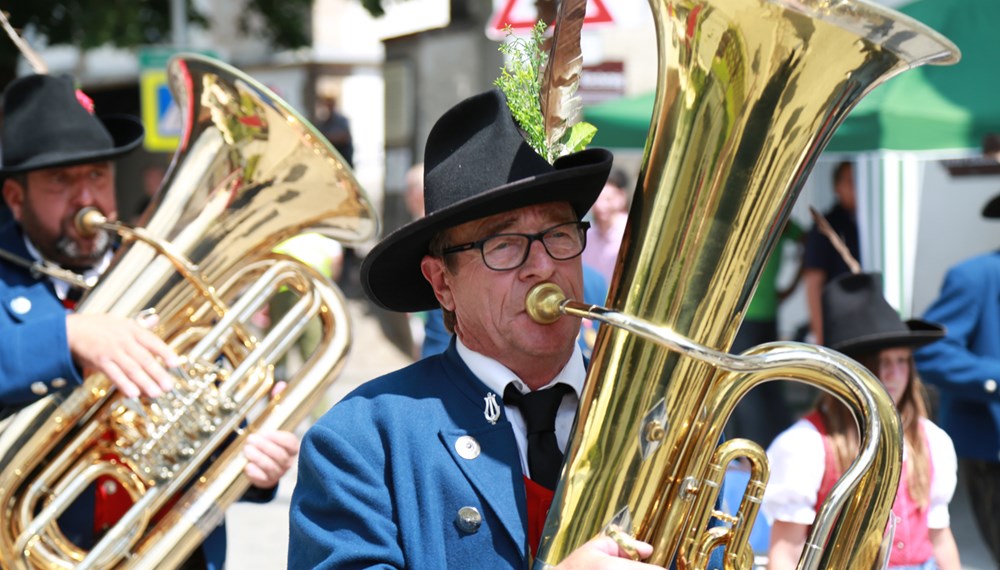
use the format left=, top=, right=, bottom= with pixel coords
left=526, top=1, right=959, bottom=569
left=0, top=54, right=377, bottom=569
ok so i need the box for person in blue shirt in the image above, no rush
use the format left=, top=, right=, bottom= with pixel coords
left=913, top=192, right=1000, bottom=568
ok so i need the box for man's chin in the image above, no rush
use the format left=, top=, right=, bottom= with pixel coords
left=55, top=235, right=110, bottom=270
left=518, top=318, right=579, bottom=354
left=54, top=248, right=106, bottom=272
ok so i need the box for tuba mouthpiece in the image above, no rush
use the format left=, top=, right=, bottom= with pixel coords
left=75, top=207, right=107, bottom=237
left=525, top=282, right=567, bottom=324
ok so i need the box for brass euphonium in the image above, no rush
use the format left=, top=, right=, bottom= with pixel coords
left=526, top=1, right=958, bottom=569
left=0, top=55, right=377, bottom=569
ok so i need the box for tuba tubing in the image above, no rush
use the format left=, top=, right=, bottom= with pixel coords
left=0, top=54, right=377, bottom=569
left=528, top=1, right=959, bottom=569
left=527, top=285, right=901, bottom=569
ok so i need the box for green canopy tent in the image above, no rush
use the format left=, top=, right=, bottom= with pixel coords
left=827, top=0, right=1000, bottom=152
left=586, top=0, right=1000, bottom=153
left=583, top=0, right=997, bottom=316
left=584, top=92, right=656, bottom=150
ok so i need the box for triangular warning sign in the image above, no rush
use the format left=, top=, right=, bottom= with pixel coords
left=486, top=0, right=614, bottom=40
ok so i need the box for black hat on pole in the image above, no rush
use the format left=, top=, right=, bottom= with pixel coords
left=0, top=74, right=143, bottom=177
left=361, top=89, right=613, bottom=313
left=822, top=272, right=944, bottom=357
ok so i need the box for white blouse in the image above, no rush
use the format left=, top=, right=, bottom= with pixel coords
left=762, top=417, right=957, bottom=529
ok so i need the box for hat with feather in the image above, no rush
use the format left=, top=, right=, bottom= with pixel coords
left=809, top=208, right=944, bottom=357
left=361, top=1, right=613, bottom=313
left=822, top=272, right=944, bottom=358
left=0, top=74, right=143, bottom=176
left=0, top=14, right=142, bottom=204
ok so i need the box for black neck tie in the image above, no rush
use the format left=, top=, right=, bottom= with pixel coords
left=504, top=383, right=572, bottom=490
left=63, top=286, right=84, bottom=310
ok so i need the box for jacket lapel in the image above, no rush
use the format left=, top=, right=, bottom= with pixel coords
left=0, top=224, right=62, bottom=323
left=438, top=345, right=529, bottom=564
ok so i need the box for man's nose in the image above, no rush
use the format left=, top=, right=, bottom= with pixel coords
left=71, top=181, right=97, bottom=208
left=519, top=239, right=556, bottom=277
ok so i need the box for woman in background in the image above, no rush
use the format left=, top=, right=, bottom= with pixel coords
left=764, top=272, right=960, bottom=570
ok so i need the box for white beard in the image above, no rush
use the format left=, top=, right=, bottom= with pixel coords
left=56, top=230, right=111, bottom=264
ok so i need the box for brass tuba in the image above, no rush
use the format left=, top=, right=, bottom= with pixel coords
left=526, top=1, right=959, bottom=569
left=0, top=54, right=377, bottom=569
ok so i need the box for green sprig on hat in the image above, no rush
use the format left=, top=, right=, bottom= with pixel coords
left=495, top=22, right=596, bottom=163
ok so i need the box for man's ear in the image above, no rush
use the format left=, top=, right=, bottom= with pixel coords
left=420, top=255, right=456, bottom=311
left=2, top=178, right=25, bottom=222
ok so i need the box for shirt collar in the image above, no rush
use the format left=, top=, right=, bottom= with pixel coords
left=455, top=336, right=585, bottom=399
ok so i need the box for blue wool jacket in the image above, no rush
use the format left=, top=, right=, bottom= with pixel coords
left=915, top=251, right=1000, bottom=463
left=0, top=221, right=82, bottom=409
left=289, top=341, right=725, bottom=569
left=0, top=219, right=268, bottom=569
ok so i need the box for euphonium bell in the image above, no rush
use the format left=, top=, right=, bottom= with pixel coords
left=528, top=1, right=959, bottom=569
left=0, top=55, right=377, bottom=569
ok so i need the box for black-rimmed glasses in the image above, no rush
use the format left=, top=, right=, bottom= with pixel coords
left=442, top=221, right=590, bottom=271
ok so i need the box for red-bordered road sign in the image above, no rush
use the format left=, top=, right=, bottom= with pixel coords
left=487, top=0, right=613, bottom=39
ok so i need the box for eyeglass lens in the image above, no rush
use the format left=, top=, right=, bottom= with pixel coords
left=482, top=222, right=586, bottom=270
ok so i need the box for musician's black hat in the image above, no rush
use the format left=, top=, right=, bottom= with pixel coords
left=361, top=89, right=613, bottom=313
left=822, top=272, right=944, bottom=357
left=982, top=193, right=1000, bottom=218
left=0, top=74, right=143, bottom=178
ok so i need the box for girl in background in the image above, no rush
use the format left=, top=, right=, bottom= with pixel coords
left=764, top=272, right=960, bottom=570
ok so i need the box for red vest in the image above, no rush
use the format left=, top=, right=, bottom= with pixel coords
left=523, top=476, right=555, bottom=558
left=804, top=412, right=934, bottom=566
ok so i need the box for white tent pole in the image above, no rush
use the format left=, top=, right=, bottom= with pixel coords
left=860, top=152, right=923, bottom=319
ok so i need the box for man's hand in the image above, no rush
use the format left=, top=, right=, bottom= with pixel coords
left=66, top=313, right=179, bottom=398
left=243, top=430, right=300, bottom=489
left=554, top=536, right=659, bottom=569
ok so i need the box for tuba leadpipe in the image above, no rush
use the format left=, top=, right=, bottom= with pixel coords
left=528, top=1, right=959, bottom=569
left=0, top=54, right=377, bottom=569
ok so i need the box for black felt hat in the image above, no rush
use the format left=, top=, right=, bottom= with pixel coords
left=982, top=193, right=1000, bottom=218
left=0, top=74, right=143, bottom=176
left=822, top=272, right=944, bottom=357
left=361, top=89, right=613, bottom=312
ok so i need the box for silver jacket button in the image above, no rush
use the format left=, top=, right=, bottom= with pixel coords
left=455, top=435, right=481, bottom=460
left=10, top=296, right=31, bottom=315
left=985, top=379, right=997, bottom=394
left=30, top=381, right=48, bottom=395
left=456, top=506, right=482, bottom=534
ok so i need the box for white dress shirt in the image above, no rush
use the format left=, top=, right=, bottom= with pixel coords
left=456, top=337, right=586, bottom=478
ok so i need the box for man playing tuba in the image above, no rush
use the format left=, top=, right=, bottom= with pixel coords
left=288, top=88, right=724, bottom=569
left=0, top=73, right=298, bottom=570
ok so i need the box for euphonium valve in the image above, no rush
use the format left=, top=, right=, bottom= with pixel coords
left=528, top=1, right=959, bottom=569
